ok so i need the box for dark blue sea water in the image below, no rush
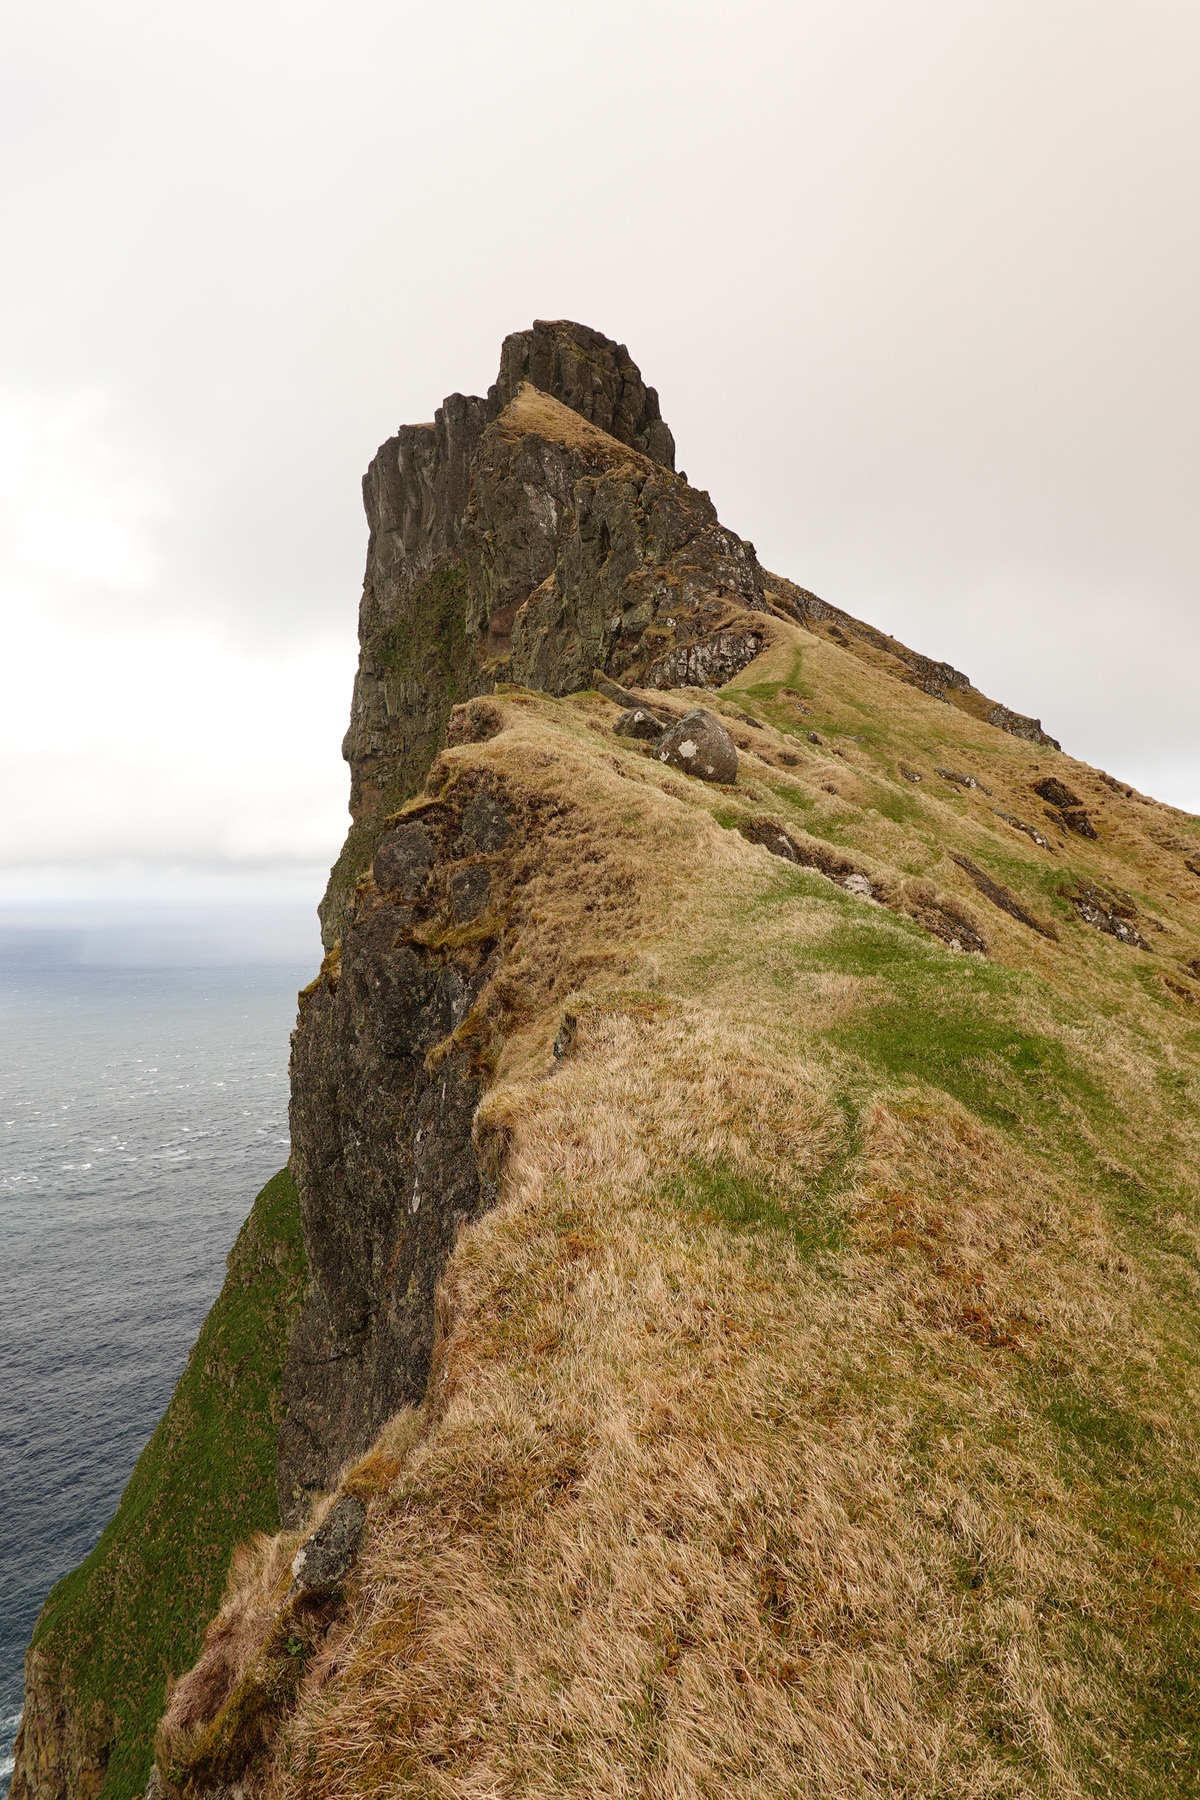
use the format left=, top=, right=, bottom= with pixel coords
left=0, top=904, right=320, bottom=1796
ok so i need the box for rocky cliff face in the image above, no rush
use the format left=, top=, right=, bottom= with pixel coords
left=284, top=317, right=1070, bottom=1520
left=285, top=326, right=779, bottom=1511
left=321, top=320, right=765, bottom=950
left=279, top=776, right=514, bottom=1516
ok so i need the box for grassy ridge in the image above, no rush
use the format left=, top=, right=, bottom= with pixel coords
left=22, top=1169, right=307, bottom=1800
left=244, top=671, right=1200, bottom=1798
left=80, top=613, right=1200, bottom=1797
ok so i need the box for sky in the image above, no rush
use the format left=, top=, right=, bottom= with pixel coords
left=2, top=0, right=1198, bottom=913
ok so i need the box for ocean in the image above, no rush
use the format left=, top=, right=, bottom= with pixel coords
left=0, top=903, right=320, bottom=1796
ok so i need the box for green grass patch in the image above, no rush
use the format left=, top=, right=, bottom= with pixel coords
left=869, top=786, right=923, bottom=826
left=25, top=1169, right=308, bottom=1799
left=662, top=1157, right=842, bottom=1262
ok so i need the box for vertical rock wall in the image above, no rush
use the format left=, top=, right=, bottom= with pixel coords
left=287, top=320, right=773, bottom=1515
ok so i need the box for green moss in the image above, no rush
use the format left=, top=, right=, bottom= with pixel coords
left=28, top=1169, right=308, bottom=1799
left=169, top=1601, right=317, bottom=1797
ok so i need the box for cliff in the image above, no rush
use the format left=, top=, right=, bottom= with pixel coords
left=282, top=321, right=1073, bottom=1521
left=14, top=322, right=1200, bottom=1800
left=11, top=1173, right=306, bottom=1800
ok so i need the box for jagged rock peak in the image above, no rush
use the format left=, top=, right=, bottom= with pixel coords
left=488, top=319, right=675, bottom=470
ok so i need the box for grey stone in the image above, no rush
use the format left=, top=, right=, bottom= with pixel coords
left=281, top=791, right=502, bottom=1520
left=937, top=767, right=992, bottom=796
left=614, top=707, right=665, bottom=742
left=644, top=629, right=764, bottom=691
left=321, top=322, right=776, bottom=952
left=842, top=873, right=874, bottom=899
left=654, top=709, right=738, bottom=784
left=450, top=864, right=491, bottom=922
left=373, top=821, right=436, bottom=896
left=291, top=1494, right=367, bottom=1595
left=1068, top=881, right=1152, bottom=951
left=988, top=702, right=1060, bottom=750
left=992, top=809, right=1052, bottom=851
left=592, top=669, right=643, bottom=709
left=461, top=792, right=513, bottom=853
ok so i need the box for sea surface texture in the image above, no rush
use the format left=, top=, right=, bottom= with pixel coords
left=0, top=904, right=317, bottom=1796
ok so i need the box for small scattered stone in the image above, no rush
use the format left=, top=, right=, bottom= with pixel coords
left=992, top=809, right=1052, bottom=851
left=808, top=731, right=823, bottom=745
left=291, top=1494, right=367, bottom=1595
left=936, top=767, right=991, bottom=794
left=614, top=706, right=665, bottom=742
left=899, top=764, right=923, bottom=783
left=1068, top=881, right=1152, bottom=951
left=842, top=873, right=874, bottom=899
left=655, top=709, right=738, bottom=784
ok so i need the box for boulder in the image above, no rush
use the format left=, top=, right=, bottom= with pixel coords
left=615, top=706, right=665, bottom=742
left=654, top=709, right=738, bottom=784
left=291, top=1494, right=367, bottom=1595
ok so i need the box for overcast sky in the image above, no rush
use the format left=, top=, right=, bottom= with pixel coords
left=3, top=0, right=1198, bottom=904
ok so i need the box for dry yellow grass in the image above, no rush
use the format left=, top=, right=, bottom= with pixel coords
left=159, top=625, right=1200, bottom=1798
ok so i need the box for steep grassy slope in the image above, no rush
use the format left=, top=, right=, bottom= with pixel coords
left=154, top=624, right=1200, bottom=1799
left=12, top=1171, right=308, bottom=1800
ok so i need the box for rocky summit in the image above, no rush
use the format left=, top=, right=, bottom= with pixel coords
left=14, top=322, right=1200, bottom=1800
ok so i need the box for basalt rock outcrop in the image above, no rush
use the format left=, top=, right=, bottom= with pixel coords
left=324, top=321, right=768, bottom=949
left=280, top=777, right=515, bottom=1518
left=285, top=324, right=781, bottom=1513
